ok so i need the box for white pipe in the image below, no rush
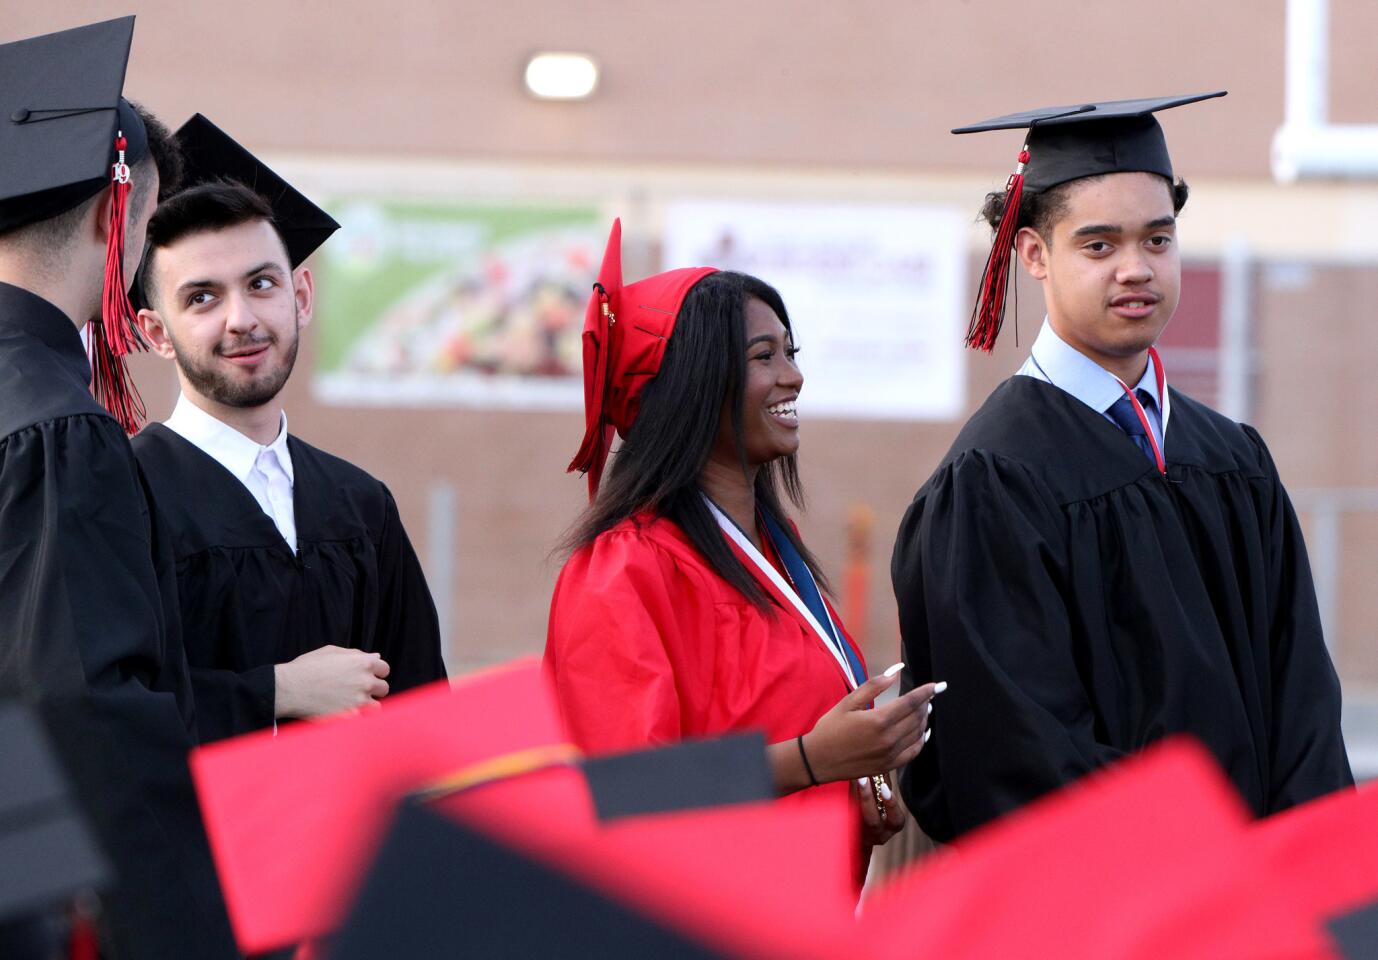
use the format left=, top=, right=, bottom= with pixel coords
left=1217, top=236, right=1252, bottom=423
left=1273, top=0, right=1378, bottom=181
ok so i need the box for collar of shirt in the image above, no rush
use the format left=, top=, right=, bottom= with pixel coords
left=164, top=394, right=293, bottom=487
left=1017, top=319, right=1163, bottom=416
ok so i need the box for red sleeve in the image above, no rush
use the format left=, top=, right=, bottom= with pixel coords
left=545, top=530, right=689, bottom=754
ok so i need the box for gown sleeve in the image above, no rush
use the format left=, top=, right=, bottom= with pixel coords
left=188, top=662, right=277, bottom=742
left=1242, top=426, right=1354, bottom=808
left=892, top=449, right=1126, bottom=842
left=545, top=531, right=688, bottom=754
left=372, top=486, right=448, bottom=692
left=0, top=416, right=238, bottom=957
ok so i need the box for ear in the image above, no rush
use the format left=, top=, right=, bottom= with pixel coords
left=136, top=306, right=178, bottom=361
left=1014, top=225, right=1050, bottom=281
left=88, top=186, right=116, bottom=250
left=292, top=266, right=315, bottom=329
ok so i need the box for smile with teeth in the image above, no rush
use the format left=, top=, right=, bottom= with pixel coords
left=767, top=401, right=797, bottom=419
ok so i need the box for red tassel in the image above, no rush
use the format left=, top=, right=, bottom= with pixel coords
left=68, top=899, right=99, bottom=960
left=966, top=147, right=1029, bottom=353
left=566, top=285, right=615, bottom=500
left=91, top=132, right=147, bottom=435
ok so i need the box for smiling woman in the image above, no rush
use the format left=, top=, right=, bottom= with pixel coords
left=545, top=221, right=941, bottom=883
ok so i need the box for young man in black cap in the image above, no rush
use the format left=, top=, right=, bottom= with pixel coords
left=132, top=116, right=446, bottom=743
left=0, top=18, right=239, bottom=958
left=892, top=93, right=1353, bottom=841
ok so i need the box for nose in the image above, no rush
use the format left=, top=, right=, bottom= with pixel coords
left=1117, top=247, right=1154, bottom=285
left=781, top=352, right=804, bottom=392
left=222, top=291, right=258, bottom=336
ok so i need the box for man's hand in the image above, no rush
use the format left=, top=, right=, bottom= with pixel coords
left=274, top=646, right=391, bottom=720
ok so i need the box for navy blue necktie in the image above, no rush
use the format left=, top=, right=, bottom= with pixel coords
left=1106, top=390, right=1159, bottom=466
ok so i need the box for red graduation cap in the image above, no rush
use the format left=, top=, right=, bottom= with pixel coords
left=1242, top=780, right=1378, bottom=954
left=857, top=738, right=1314, bottom=959
left=344, top=782, right=859, bottom=960
left=566, top=218, right=718, bottom=499
left=189, top=658, right=596, bottom=953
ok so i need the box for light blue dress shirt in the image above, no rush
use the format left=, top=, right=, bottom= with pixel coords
left=1016, top=320, right=1167, bottom=452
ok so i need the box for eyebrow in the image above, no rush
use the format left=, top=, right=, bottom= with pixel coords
left=746, top=334, right=778, bottom=348
left=1071, top=215, right=1177, bottom=238
left=173, top=261, right=286, bottom=300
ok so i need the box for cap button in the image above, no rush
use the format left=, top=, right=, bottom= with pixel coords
left=11, top=108, right=30, bottom=123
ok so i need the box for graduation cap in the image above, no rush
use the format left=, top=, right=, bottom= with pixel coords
left=330, top=800, right=739, bottom=960
left=334, top=775, right=859, bottom=960
left=1329, top=897, right=1378, bottom=959
left=171, top=113, right=341, bottom=268
left=954, top=91, right=1226, bottom=352
left=0, top=704, right=109, bottom=924
left=567, top=218, right=718, bottom=498
left=189, top=660, right=594, bottom=953
left=857, top=738, right=1298, bottom=959
left=0, top=17, right=154, bottom=433
left=582, top=732, right=774, bottom=821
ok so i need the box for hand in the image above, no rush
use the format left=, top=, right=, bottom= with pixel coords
left=856, top=774, right=904, bottom=847
left=274, top=645, right=391, bottom=720
left=801, top=667, right=941, bottom=784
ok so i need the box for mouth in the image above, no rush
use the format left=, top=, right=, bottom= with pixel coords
left=1109, top=292, right=1161, bottom=320
left=766, top=398, right=799, bottom=428
left=219, top=343, right=271, bottom=366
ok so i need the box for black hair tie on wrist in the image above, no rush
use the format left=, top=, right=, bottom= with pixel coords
left=796, top=735, right=820, bottom=787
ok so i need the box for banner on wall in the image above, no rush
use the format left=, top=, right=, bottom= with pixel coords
left=663, top=201, right=968, bottom=421
left=313, top=197, right=968, bottom=422
left=313, top=200, right=602, bottom=408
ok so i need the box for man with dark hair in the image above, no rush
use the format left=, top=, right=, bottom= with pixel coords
left=132, top=116, right=446, bottom=743
left=893, top=93, right=1353, bottom=842
left=0, top=19, right=238, bottom=958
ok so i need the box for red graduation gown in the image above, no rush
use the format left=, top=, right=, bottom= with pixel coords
left=545, top=511, right=865, bottom=773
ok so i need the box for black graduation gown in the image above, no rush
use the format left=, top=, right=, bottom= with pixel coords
left=892, top=375, right=1353, bottom=843
left=0, top=283, right=238, bottom=957
left=131, top=423, right=447, bottom=743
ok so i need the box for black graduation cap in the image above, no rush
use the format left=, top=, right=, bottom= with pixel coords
left=1328, top=896, right=1378, bottom=959
left=174, top=113, right=340, bottom=267
left=581, top=733, right=774, bottom=821
left=0, top=704, right=109, bottom=923
left=955, top=91, right=1226, bottom=352
left=328, top=800, right=737, bottom=960
left=0, top=17, right=148, bottom=232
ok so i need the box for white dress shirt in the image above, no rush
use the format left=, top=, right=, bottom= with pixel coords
left=164, top=394, right=298, bottom=553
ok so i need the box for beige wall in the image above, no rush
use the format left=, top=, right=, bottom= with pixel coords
left=21, top=1, right=1378, bottom=692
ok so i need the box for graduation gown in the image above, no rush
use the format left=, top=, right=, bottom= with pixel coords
left=0, top=283, right=238, bottom=957
left=546, top=512, right=864, bottom=794
left=892, top=376, right=1353, bottom=842
left=131, top=423, right=447, bottom=743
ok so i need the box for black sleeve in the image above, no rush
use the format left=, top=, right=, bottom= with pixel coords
left=373, top=486, right=447, bottom=690
left=892, top=450, right=1125, bottom=842
left=189, top=663, right=277, bottom=743
left=1241, top=426, right=1354, bottom=808
left=0, top=416, right=239, bottom=958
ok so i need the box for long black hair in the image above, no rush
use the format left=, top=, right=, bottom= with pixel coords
left=563, top=270, right=829, bottom=609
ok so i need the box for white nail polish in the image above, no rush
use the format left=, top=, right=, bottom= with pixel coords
left=927, top=702, right=933, bottom=716
left=924, top=728, right=932, bottom=743
left=879, top=781, right=893, bottom=801
left=883, top=662, right=904, bottom=678
left=933, top=681, right=949, bottom=695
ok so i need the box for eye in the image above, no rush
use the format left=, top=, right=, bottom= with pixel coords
left=186, top=290, right=215, bottom=308
left=250, top=275, right=277, bottom=291
left=752, top=350, right=774, bottom=363
left=1083, top=241, right=1112, bottom=255
left=1147, top=235, right=1174, bottom=248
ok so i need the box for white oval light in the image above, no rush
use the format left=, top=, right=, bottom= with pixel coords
left=524, top=52, right=599, bottom=101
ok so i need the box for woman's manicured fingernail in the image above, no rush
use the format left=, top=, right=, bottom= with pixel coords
left=856, top=777, right=870, bottom=788
left=933, top=681, right=949, bottom=695
left=927, top=702, right=933, bottom=716
left=924, top=728, right=932, bottom=743
left=883, top=662, right=904, bottom=678
left=879, top=781, right=893, bottom=801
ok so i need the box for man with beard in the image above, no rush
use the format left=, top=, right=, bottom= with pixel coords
left=132, top=116, right=446, bottom=743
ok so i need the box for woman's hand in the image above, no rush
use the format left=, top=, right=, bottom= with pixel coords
left=856, top=774, right=904, bottom=846
left=802, top=667, right=941, bottom=784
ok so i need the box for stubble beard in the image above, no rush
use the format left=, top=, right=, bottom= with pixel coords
left=173, top=308, right=301, bottom=410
